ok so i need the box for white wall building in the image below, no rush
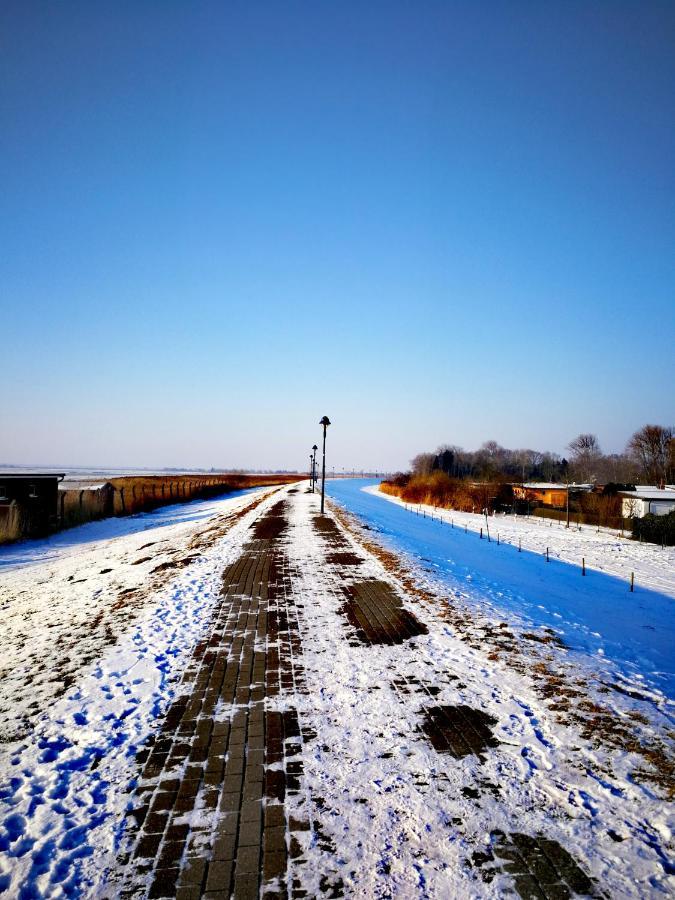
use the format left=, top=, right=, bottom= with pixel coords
left=620, top=486, right=675, bottom=518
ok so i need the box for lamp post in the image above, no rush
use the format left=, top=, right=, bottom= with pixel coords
left=309, top=454, right=313, bottom=490
left=319, top=416, right=331, bottom=513
left=312, top=444, right=318, bottom=493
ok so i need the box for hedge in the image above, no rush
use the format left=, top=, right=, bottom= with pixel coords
left=632, top=510, right=675, bottom=546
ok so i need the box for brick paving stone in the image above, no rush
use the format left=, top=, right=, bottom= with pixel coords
left=120, top=498, right=303, bottom=899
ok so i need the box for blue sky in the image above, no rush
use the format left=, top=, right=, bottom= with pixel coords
left=2, top=1, right=673, bottom=472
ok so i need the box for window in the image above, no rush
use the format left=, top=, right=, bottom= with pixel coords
left=29, top=483, right=38, bottom=498
left=0, top=485, right=6, bottom=500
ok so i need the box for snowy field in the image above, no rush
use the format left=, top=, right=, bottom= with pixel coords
left=0, top=487, right=274, bottom=744
left=368, top=486, right=675, bottom=599
left=325, top=481, right=675, bottom=704
left=284, top=488, right=674, bottom=898
left=0, top=487, right=280, bottom=897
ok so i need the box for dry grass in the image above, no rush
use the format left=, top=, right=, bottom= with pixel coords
left=381, top=471, right=506, bottom=512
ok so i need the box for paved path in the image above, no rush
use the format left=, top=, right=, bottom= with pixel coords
left=116, top=486, right=657, bottom=899
left=122, top=496, right=309, bottom=899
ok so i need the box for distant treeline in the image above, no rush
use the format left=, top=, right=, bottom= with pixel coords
left=408, top=424, right=674, bottom=486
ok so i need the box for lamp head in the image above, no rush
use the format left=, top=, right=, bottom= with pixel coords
left=319, top=416, right=331, bottom=427
left=312, top=444, right=318, bottom=451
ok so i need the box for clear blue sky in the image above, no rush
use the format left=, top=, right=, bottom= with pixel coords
left=2, top=1, right=673, bottom=472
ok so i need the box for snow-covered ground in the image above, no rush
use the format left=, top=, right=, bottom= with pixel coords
left=0, top=487, right=280, bottom=898
left=0, top=488, right=272, bottom=744
left=283, top=489, right=674, bottom=898
left=367, top=485, right=675, bottom=599
left=1, top=480, right=673, bottom=898
left=325, top=481, right=675, bottom=703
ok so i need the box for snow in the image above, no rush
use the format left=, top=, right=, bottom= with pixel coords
left=281, top=488, right=674, bottom=898
left=0, top=487, right=272, bottom=744
left=324, top=481, right=675, bottom=701
left=0, top=487, right=279, bottom=897
left=365, top=485, right=675, bottom=599
left=0, top=487, right=262, bottom=572
left=1, top=480, right=673, bottom=898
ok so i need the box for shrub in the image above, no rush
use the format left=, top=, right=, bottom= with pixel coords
left=632, top=511, right=675, bottom=546
left=380, top=472, right=504, bottom=512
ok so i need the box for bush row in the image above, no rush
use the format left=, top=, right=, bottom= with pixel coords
left=632, top=511, right=675, bottom=546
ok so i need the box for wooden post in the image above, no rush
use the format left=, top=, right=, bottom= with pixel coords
left=630, top=571, right=634, bottom=592
left=582, top=557, right=586, bottom=576
left=480, top=527, right=483, bottom=539
left=546, top=546, right=549, bottom=562
left=518, top=538, right=521, bottom=552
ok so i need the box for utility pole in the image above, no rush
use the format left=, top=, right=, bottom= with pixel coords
left=319, top=416, right=331, bottom=513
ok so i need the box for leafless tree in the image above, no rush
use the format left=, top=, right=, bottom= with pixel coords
left=595, top=453, right=637, bottom=484
left=627, top=424, right=674, bottom=484
left=410, top=452, right=435, bottom=476
left=566, top=433, right=601, bottom=482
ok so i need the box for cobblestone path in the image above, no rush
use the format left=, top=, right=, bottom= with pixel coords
left=122, top=496, right=310, bottom=900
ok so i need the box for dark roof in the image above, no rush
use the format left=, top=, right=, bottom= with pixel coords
left=0, top=473, right=66, bottom=479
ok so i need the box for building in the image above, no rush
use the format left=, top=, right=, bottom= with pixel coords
left=512, top=482, right=593, bottom=509
left=619, top=486, right=675, bottom=518
left=0, top=473, right=65, bottom=542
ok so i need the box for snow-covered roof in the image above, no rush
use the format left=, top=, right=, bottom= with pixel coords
left=520, top=482, right=593, bottom=490
left=620, top=489, right=675, bottom=501
left=59, top=482, right=110, bottom=491
left=0, top=472, right=65, bottom=479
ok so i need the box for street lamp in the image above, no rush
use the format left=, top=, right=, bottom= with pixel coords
left=319, top=416, right=331, bottom=513
left=311, top=444, right=318, bottom=492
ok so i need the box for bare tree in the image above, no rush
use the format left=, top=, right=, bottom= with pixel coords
left=627, top=425, right=674, bottom=484
left=595, top=453, right=637, bottom=484
left=566, top=433, right=601, bottom=482
left=410, top=452, right=435, bottom=476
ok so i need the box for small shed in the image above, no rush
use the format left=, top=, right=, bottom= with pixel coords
left=512, top=482, right=593, bottom=509
left=619, top=487, right=675, bottom=518
left=0, top=473, right=65, bottom=542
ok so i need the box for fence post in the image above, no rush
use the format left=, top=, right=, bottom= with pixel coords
left=518, top=538, right=521, bottom=552
left=480, top=527, right=483, bottom=539
left=630, top=571, right=634, bottom=592
left=546, top=546, right=549, bottom=562
left=582, top=557, right=586, bottom=576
